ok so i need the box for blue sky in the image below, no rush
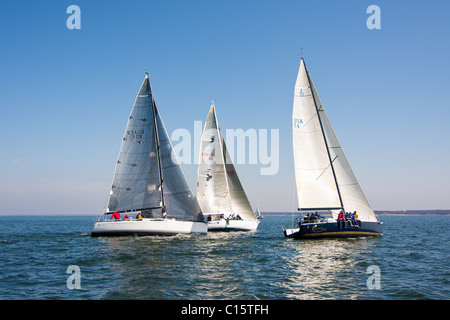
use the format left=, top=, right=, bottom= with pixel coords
left=0, top=0, right=449, bottom=215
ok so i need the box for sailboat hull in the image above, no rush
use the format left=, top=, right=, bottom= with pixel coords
left=207, top=219, right=259, bottom=231
left=91, top=219, right=208, bottom=237
left=284, top=220, right=383, bottom=239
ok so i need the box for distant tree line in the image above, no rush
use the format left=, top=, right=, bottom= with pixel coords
left=262, top=210, right=450, bottom=216
left=374, top=210, right=450, bottom=215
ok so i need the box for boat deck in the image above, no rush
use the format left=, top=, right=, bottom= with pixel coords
left=284, top=220, right=383, bottom=239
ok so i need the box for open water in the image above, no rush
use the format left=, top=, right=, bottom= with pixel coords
left=0, top=215, right=448, bottom=300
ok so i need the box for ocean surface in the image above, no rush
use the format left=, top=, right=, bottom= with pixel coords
left=0, top=215, right=448, bottom=300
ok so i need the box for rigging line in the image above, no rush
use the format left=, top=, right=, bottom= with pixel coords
left=315, top=155, right=339, bottom=181
left=302, top=113, right=317, bottom=127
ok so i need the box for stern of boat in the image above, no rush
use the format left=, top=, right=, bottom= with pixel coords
left=283, top=227, right=300, bottom=238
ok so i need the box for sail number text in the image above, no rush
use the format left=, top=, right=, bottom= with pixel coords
left=126, top=129, right=144, bottom=140
left=293, top=118, right=304, bottom=128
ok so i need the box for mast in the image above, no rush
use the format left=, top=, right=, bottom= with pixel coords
left=302, top=58, right=344, bottom=212
left=148, top=73, right=166, bottom=217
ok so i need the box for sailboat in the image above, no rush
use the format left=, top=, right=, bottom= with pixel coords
left=197, top=102, right=259, bottom=231
left=91, top=74, right=207, bottom=236
left=256, top=205, right=264, bottom=220
left=284, top=58, right=383, bottom=239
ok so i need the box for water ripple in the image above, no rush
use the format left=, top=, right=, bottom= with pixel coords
left=0, top=215, right=448, bottom=299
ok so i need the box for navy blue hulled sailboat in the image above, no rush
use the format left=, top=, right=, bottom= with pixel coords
left=283, top=58, right=383, bottom=239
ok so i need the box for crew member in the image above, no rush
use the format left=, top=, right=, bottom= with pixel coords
left=111, top=211, right=120, bottom=221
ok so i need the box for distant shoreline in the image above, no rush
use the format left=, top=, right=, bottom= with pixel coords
left=261, top=210, right=450, bottom=216
left=375, top=213, right=450, bottom=216
left=0, top=210, right=449, bottom=217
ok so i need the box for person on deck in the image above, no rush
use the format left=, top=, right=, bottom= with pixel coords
left=353, top=211, right=361, bottom=227
left=304, top=213, right=310, bottom=223
left=111, top=211, right=120, bottom=221
left=345, top=212, right=351, bottom=226
left=122, top=214, right=129, bottom=221
left=314, top=212, right=321, bottom=222
left=337, top=211, right=345, bottom=230
left=348, top=212, right=356, bottom=227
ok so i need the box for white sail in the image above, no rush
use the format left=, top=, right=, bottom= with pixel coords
left=293, top=58, right=377, bottom=222
left=223, top=139, right=257, bottom=221
left=293, top=60, right=342, bottom=211
left=197, top=103, right=257, bottom=221
left=197, top=103, right=231, bottom=214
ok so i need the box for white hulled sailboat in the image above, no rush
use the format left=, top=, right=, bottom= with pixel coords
left=92, top=74, right=207, bottom=236
left=197, top=102, right=259, bottom=231
left=284, top=58, right=383, bottom=239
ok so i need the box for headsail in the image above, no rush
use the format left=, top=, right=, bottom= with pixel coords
left=155, top=104, right=204, bottom=222
left=293, top=58, right=377, bottom=222
left=197, top=103, right=257, bottom=221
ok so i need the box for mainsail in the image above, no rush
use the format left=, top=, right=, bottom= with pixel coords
left=293, top=58, right=377, bottom=222
left=107, top=74, right=203, bottom=222
left=197, top=103, right=257, bottom=221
